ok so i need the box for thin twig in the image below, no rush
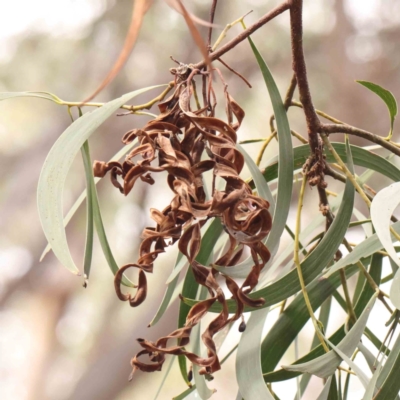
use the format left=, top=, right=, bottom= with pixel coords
left=256, top=131, right=277, bottom=166
left=217, top=58, right=252, bottom=88
left=294, top=171, right=330, bottom=352
left=193, top=2, right=290, bottom=69
left=207, top=0, right=218, bottom=47
left=321, top=123, right=400, bottom=157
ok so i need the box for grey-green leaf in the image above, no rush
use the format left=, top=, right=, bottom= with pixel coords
left=282, top=294, right=376, bottom=379
left=37, top=86, right=161, bottom=274
left=80, top=141, right=95, bottom=283
left=371, top=182, right=400, bottom=309
left=236, top=308, right=275, bottom=400
left=40, top=140, right=137, bottom=261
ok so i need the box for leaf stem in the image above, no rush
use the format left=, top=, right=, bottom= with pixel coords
left=58, top=82, right=174, bottom=113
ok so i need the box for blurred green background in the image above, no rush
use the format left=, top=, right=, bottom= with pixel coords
left=0, top=1, right=399, bottom=399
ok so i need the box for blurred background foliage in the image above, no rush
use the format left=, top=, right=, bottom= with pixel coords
left=0, top=0, right=399, bottom=399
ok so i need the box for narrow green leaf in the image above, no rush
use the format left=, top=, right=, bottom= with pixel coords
left=297, top=296, right=332, bottom=399
left=262, top=143, right=400, bottom=184
left=80, top=141, right=95, bottom=284
left=325, top=221, right=400, bottom=278
left=148, top=252, right=187, bottom=327
left=317, top=376, right=333, bottom=400
left=325, top=337, right=370, bottom=388
left=263, top=253, right=381, bottom=382
left=245, top=33, right=293, bottom=251
left=362, top=359, right=383, bottom=400
left=357, top=80, right=397, bottom=138
left=375, top=330, right=400, bottom=396
left=236, top=308, right=275, bottom=400
left=37, top=85, right=162, bottom=274
left=371, top=182, right=400, bottom=309
left=0, top=91, right=61, bottom=103
left=282, top=294, right=376, bottom=380
left=88, top=153, right=135, bottom=287
left=40, top=139, right=137, bottom=261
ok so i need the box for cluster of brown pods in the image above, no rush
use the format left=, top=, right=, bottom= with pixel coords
left=93, top=65, right=272, bottom=377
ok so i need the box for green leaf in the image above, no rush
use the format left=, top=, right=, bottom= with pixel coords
left=263, top=252, right=381, bottom=382
left=236, top=308, right=275, bottom=400
left=297, top=296, right=332, bottom=399
left=0, top=91, right=62, bottom=103
left=40, top=139, right=137, bottom=261
left=282, top=294, right=376, bottom=380
left=247, top=31, right=294, bottom=275
left=357, top=80, right=397, bottom=139
left=238, top=143, right=275, bottom=210
left=88, top=149, right=135, bottom=287
left=37, top=86, right=161, bottom=274
left=371, top=182, right=400, bottom=309
left=317, top=376, right=333, bottom=400
left=148, top=252, right=187, bottom=327
left=80, top=141, right=95, bottom=284
left=375, top=330, right=400, bottom=398
left=262, top=143, right=400, bottom=184
left=324, top=221, right=400, bottom=278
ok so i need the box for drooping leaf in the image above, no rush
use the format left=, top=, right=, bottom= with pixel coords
left=37, top=86, right=161, bottom=274
left=371, top=182, right=400, bottom=309
left=236, top=308, right=275, bottom=400
left=282, top=294, right=376, bottom=380
left=316, top=376, right=333, bottom=400
left=0, top=91, right=61, bottom=103
left=357, top=80, right=397, bottom=138
left=80, top=141, right=95, bottom=283
left=375, top=329, right=400, bottom=398
left=40, top=139, right=137, bottom=261
left=262, top=143, right=400, bottom=184
left=297, top=296, right=332, bottom=399
left=88, top=148, right=135, bottom=287
left=263, top=253, right=381, bottom=382
left=324, top=221, right=400, bottom=278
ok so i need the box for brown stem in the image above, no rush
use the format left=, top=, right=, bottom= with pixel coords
left=284, top=73, right=298, bottom=108
left=289, top=0, right=321, bottom=151
left=321, top=123, right=400, bottom=157
left=192, top=2, right=290, bottom=70
left=217, top=58, right=252, bottom=88
left=207, top=0, right=218, bottom=47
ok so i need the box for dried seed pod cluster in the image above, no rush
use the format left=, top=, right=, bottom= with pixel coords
left=93, top=67, right=272, bottom=377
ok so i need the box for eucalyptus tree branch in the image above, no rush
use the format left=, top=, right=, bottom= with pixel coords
left=289, top=0, right=321, bottom=151
left=192, top=2, right=290, bottom=69
left=321, top=123, right=400, bottom=157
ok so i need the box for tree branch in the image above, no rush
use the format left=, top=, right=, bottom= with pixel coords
left=192, top=2, right=290, bottom=70
left=289, top=0, right=321, bottom=150
left=321, top=123, right=400, bottom=157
